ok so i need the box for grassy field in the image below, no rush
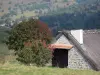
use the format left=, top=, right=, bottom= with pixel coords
left=0, top=62, right=100, bottom=75
left=0, top=26, right=10, bottom=55
left=0, top=44, right=9, bottom=55
left=12, top=11, right=37, bottom=20
left=0, top=26, right=10, bottom=43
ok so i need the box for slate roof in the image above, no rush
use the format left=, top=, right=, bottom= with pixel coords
left=56, top=30, right=100, bottom=71
left=83, top=30, right=100, bottom=71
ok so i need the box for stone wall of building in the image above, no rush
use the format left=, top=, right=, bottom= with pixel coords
left=55, top=35, right=71, bottom=45
left=55, top=34, right=92, bottom=70
left=68, top=47, right=92, bottom=70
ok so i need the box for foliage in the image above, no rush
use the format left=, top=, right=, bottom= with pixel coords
left=7, top=19, right=52, bottom=51
left=2, top=10, right=4, bottom=12
left=6, top=19, right=52, bottom=66
left=17, top=41, right=51, bottom=66
left=40, top=11, right=100, bottom=30
left=8, top=1, right=12, bottom=4
left=63, top=0, right=68, bottom=2
left=8, top=7, right=11, bottom=10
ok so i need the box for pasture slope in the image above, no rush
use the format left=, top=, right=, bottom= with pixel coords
left=0, top=62, right=100, bottom=75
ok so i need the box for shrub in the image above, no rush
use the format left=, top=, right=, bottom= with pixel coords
left=17, top=41, right=51, bottom=66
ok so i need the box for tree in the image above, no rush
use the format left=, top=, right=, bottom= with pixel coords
left=0, top=19, right=4, bottom=24
left=8, top=7, right=11, bottom=10
left=8, top=1, right=12, bottom=4
left=2, top=10, right=4, bottom=12
left=63, top=0, right=68, bottom=2
left=6, top=19, right=52, bottom=66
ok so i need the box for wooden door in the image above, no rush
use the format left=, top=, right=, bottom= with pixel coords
left=52, top=49, right=68, bottom=68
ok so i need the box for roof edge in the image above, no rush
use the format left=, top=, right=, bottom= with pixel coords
left=62, top=31, right=100, bottom=71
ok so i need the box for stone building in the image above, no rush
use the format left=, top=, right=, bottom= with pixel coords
left=49, top=29, right=100, bottom=71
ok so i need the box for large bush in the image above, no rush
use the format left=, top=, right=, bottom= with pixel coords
left=17, top=41, right=51, bottom=66
left=6, top=19, right=52, bottom=66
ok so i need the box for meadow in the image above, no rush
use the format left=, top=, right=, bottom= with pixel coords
left=0, top=62, right=100, bottom=75
left=12, top=11, right=37, bottom=20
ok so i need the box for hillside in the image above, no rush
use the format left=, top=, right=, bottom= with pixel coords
left=0, top=0, right=100, bottom=34
left=0, top=0, right=75, bottom=16
left=0, top=0, right=99, bottom=16
left=0, top=0, right=77, bottom=27
left=0, top=0, right=100, bottom=25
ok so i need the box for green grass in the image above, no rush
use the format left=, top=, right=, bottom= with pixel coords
left=0, top=62, right=100, bottom=75
left=0, top=26, right=9, bottom=55
left=0, top=26, right=10, bottom=43
left=0, top=44, right=9, bottom=55
left=13, top=11, right=36, bottom=20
